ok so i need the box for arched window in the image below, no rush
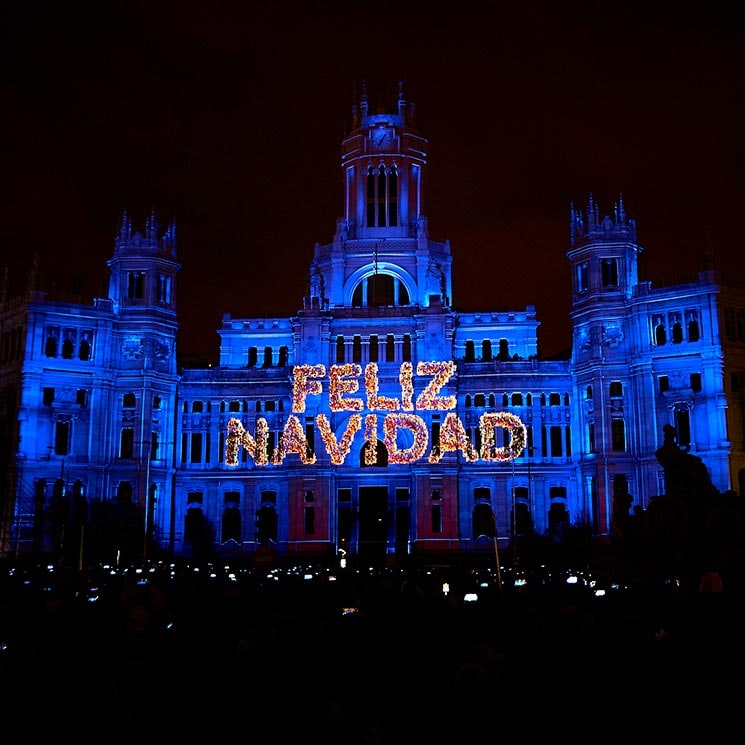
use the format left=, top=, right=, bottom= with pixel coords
left=45, top=331, right=58, bottom=358
left=360, top=439, right=388, bottom=467
left=472, top=499, right=494, bottom=539
left=366, top=164, right=398, bottom=228
left=601, top=258, right=619, bottom=286
left=222, top=507, right=241, bottom=543
left=255, top=505, right=277, bottom=544
left=78, top=337, right=91, bottom=360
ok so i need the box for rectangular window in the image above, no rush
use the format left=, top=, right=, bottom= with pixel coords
left=431, top=504, right=442, bottom=533
left=550, top=426, right=562, bottom=457
left=577, top=261, right=589, bottom=292
left=676, top=409, right=691, bottom=447
left=431, top=417, right=441, bottom=455
left=127, top=271, right=145, bottom=300
left=267, top=431, right=276, bottom=460
left=43, top=387, right=55, bottom=405
left=190, top=432, right=203, bottom=463
left=55, top=420, right=70, bottom=456
left=690, top=373, right=702, bottom=392
left=353, top=335, right=362, bottom=363
left=386, top=334, right=395, bottom=362
left=157, top=273, right=171, bottom=303
left=305, top=417, right=315, bottom=458
left=601, top=258, right=619, bottom=287
left=659, top=375, right=669, bottom=394
left=304, top=506, right=315, bottom=535
left=338, top=506, right=352, bottom=545
left=120, top=427, right=134, bottom=458
left=611, top=419, right=626, bottom=452
left=369, top=335, right=379, bottom=362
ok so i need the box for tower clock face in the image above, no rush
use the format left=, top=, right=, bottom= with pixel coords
left=374, top=129, right=392, bottom=150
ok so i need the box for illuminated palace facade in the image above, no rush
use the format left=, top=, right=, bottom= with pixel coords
left=2, top=83, right=745, bottom=565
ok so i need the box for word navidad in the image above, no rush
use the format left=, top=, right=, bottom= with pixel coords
left=225, top=361, right=526, bottom=466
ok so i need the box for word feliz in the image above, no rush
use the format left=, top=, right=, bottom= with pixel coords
left=225, top=361, right=527, bottom=466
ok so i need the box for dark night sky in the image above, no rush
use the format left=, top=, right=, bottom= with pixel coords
left=3, top=1, right=745, bottom=361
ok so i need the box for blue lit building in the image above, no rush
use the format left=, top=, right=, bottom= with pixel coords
left=1, top=83, right=744, bottom=566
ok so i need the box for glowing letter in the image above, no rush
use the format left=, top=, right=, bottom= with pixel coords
left=272, top=415, right=316, bottom=465
left=225, top=417, right=269, bottom=466
left=479, top=412, right=527, bottom=462
left=384, top=414, right=429, bottom=464
left=415, top=361, right=457, bottom=411
left=364, top=363, right=400, bottom=411
left=429, top=412, right=478, bottom=463
left=316, top=413, right=362, bottom=465
left=292, top=364, right=326, bottom=413
left=329, top=363, right=364, bottom=412
left=399, top=362, right=414, bottom=411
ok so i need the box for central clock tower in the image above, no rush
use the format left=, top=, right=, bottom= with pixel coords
left=300, top=81, right=452, bottom=319
left=340, top=80, right=427, bottom=239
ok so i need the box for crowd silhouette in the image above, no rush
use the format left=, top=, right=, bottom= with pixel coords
left=1, top=426, right=743, bottom=743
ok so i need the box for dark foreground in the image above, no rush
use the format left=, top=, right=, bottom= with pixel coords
left=1, top=560, right=742, bottom=744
